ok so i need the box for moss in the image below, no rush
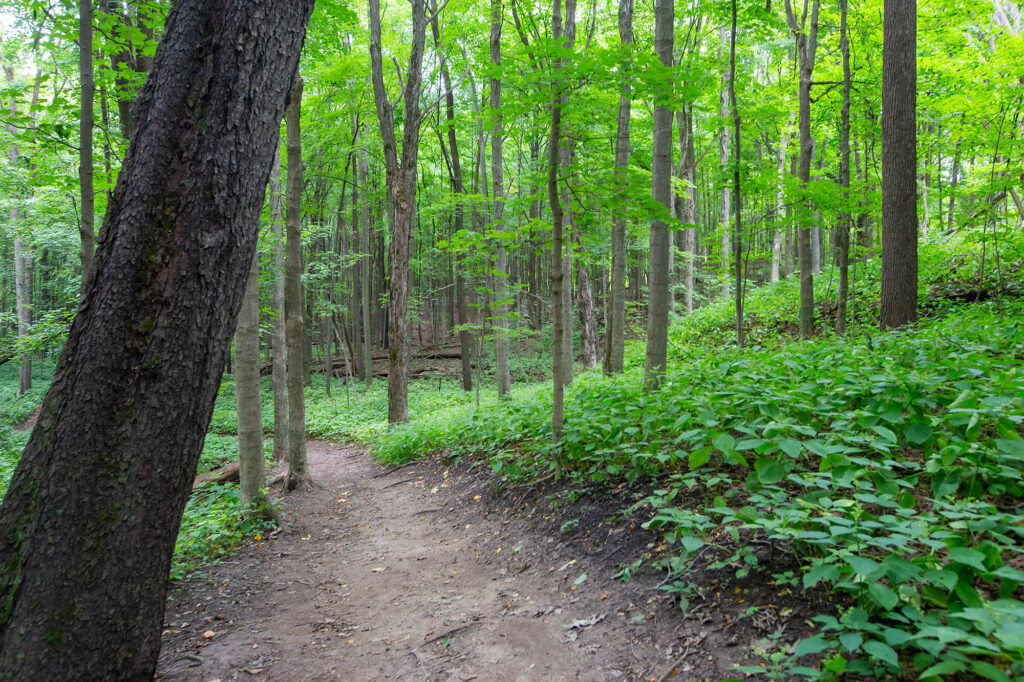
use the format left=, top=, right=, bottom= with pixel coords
left=42, top=627, right=62, bottom=647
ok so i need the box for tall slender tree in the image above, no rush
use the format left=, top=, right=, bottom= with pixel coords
left=605, top=0, right=632, bottom=374
left=491, top=0, right=513, bottom=398
left=644, top=0, right=673, bottom=387
left=270, top=150, right=289, bottom=463
left=368, top=0, right=428, bottom=424
left=285, top=75, right=310, bottom=489
left=79, top=0, right=95, bottom=289
left=879, top=0, right=919, bottom=329
left=785, top=0, right=821, bottom=339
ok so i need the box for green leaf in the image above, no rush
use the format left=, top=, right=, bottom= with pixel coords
left=867, top=583, right=899, bottom=611
left=839, top=632, right=863, bottom=652
left=995, top=439, right=1024, bottom=459
left=712, top=433, right=736, bottom=453
left=845, top=555, right=881, bottom=579
left=918, top=660, right=966, bottom=678
left=778, top=437, right=803, bottom=458
left=688, top=446, right=712, bottom=469
left=803, top=563, right=840, bottom=589
left=904, top=422, right=932, bottom=445
left=754, top=458, right=786, bottom=484
left=794, top=634, right=831, bottom=657
left=948, top=546, right=988, bottom=573
left=862, top=640, right=899, bottom=668
left=968, top=660, right=1012, bottom=682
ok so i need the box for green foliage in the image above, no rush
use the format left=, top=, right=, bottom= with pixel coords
left=171, top=484, right=277, bottom=580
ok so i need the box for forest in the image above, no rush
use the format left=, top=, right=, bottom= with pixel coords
left=0, top=0, right=1022, bottom=679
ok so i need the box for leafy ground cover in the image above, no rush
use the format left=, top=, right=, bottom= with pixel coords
left=371, top=233, right=1024, bottom=680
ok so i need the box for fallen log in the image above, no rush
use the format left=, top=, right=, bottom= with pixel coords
left=192, top=461, right=240, bottom=489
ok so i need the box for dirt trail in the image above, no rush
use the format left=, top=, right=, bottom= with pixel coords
left=156, top=442, right=740, bottom=681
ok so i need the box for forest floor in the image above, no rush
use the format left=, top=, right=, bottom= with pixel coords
left=154, top=441, right=774, bottom=681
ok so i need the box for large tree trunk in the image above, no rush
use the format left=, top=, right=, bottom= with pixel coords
left=785, top=0, right=821, bottom=339
left=644, top=0, right=673, bottom=387
left=605, top=0, right=633, bottom=374
left=491, top=0, right=512, bottom=398
left=79, top=0, right=96, bottom=291
left=0, top=1, right=311, bottom=677
left=285, top=76, right=310, bottom=489
left=879, top=0, right=918, bottom=329
left=577, top=261, right=599, bottom=366
left=235, top=251, right=270, bottom=513
left=269, top=150, right=288, bottom=463
left=369, top=0, right=427, bottom=424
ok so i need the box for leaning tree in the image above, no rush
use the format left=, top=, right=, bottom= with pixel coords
left=0, top=1, right=313, bottom=678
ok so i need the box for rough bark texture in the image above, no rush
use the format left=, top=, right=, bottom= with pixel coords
left=368, top=0, right=428, bottom=424
left=644, top=0, right=673, bottom=388
left=235, top=251, right=269, bottom=510
left=285, top=76, right=310, bottom=489
left=785, top=0, right=820, bottom=339
left=879, top=0, right=919, bottom=330
left=0, top=1, right=311, bottom=677
left=605, top=0, right=632, bottom=375
left=576, top=262, right=598, bottom=366
left=79, top=0, right=96, bottom=290
left=269, top=151, right=289, bottom=463
left=491, top=0, right=512, bottom=398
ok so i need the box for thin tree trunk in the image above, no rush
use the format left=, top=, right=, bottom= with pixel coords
left=285, top=76, right=310, bottom=489
left=718, top=24, right=731, bottom=302
left=605, top=0, right=632, bottom=374
left=358, top=145, right=373, bottom=389
left=269, top=150, right=288, bottom=463
left=771, top=111, right=795, bottom=282
left=4, top=60, right=32, bottom=394
left=728, top=0, right=743, bottom=348
left=678, top=106, right=697, bottom=312
left=0, top=1, right=311, bottom=675
left=879, top=0, right=919, bottom=329
left=79, top=0, right=96, bottom=291
left=235, top=251, right=271, bottom=515
left=577, top=260, right=598, bottom=366
left=785, top=0, right=821, bottom=339
left=836, top=0, right=852, bottom=334
left=550, top=0, right=566, bottom=444
left=491, top=0, right=512, bottom=398
left=644, top=0, right=673, bottom=387
left=368, top=0, right=427, bottom=424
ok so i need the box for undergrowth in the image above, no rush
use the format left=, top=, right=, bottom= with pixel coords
left=371, top=231, right=1024, bottom=681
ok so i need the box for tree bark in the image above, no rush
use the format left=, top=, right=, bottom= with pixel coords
left=79, top=0, right=96, bottom=291
left=785, top=0, right=821, bottom=339
left=285, top=76, right=310, bottom=489
left=269, top=150, right=288, bottom=464
left=728, top=0, right=743, bottom=348
left=0, top=1, right=311, bottom=677
left=368, top=0, right=428, bottom=424
left=491, top=0, right=512, bottom=398
left=4, top=60, right=32, bottom=395
left=644, top=0, right=673, bottom=388
left=235, top=251, right=270, bottom=513
left=678, top=106, right=697, bottom=313
left=605, top=0, right=632, bottom=375
left=550, top=0, right=566, bottom=444
left=836, top=0, right=852, bottom=334
left=718, top=25, right=731, bottom=302
left=879, top=0, right=919, bottom=330
left=771, top=111, right=795, bottom=283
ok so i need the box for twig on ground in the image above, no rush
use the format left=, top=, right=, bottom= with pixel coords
left=655, top=648, right=693, bottom=682
left=373, top=461, right=420, bottom=478
left=382, top=477, right=420, bottom=490
left=420, top=623, right=475, bottom=646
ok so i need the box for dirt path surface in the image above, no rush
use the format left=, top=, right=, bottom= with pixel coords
left=156, top=442, right=756, bottom=681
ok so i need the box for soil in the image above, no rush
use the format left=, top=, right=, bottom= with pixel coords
left=156, top=442, right=810, bottom=681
